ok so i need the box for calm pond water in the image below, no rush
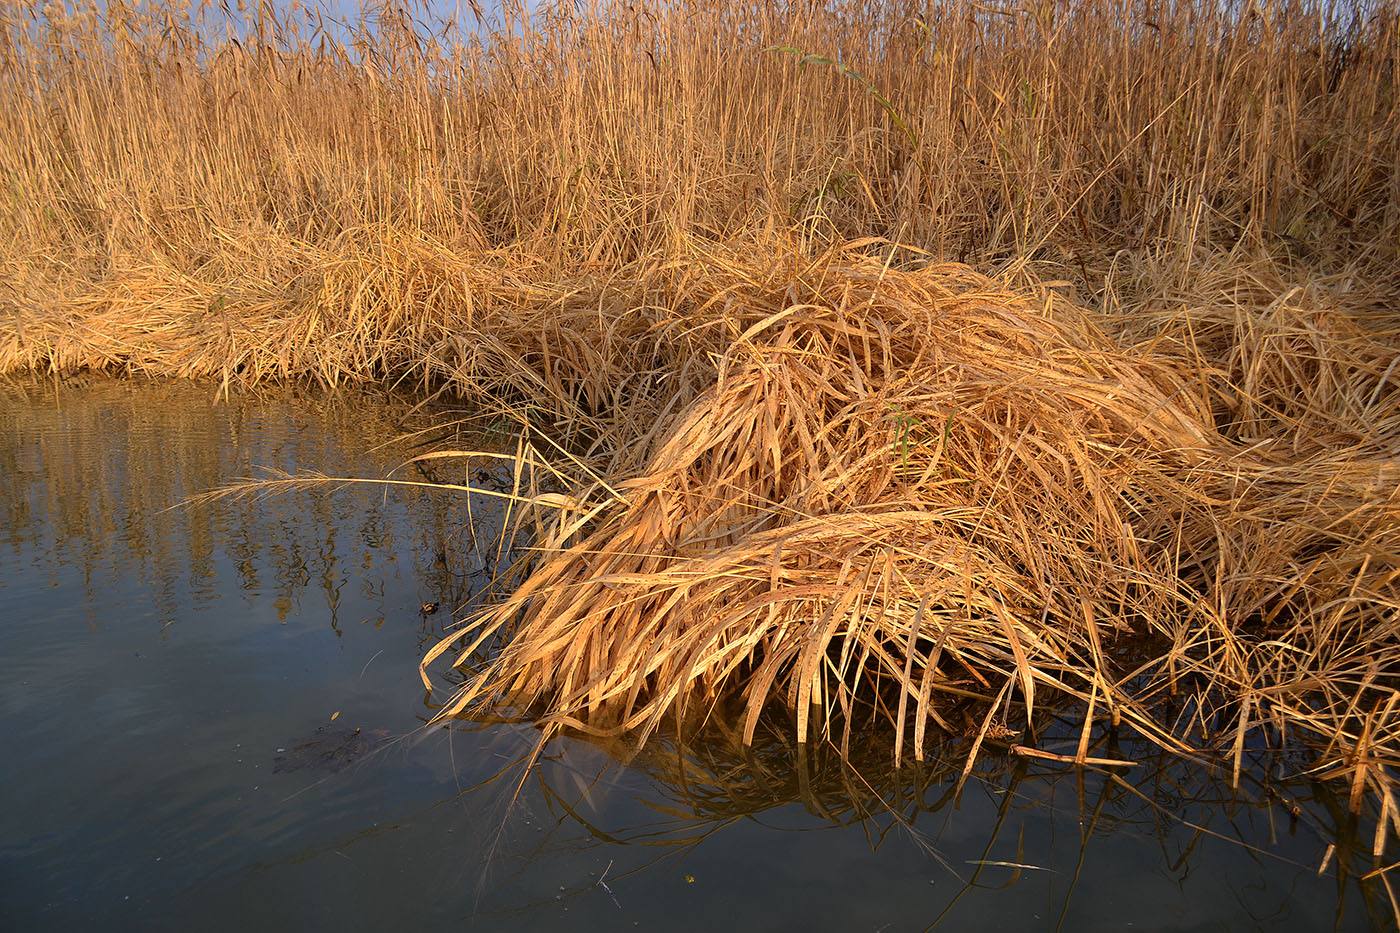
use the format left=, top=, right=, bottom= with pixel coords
left=0, top=376, right=1388, bottom=931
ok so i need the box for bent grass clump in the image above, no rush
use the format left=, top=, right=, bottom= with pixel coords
left=423, top=252, right=1400, bottom=826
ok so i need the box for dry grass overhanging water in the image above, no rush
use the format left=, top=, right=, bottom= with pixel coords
left=2, top=0, right=1399, bottom=897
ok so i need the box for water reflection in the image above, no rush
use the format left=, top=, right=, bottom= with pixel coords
left=0, top=376, right=514, bottom=930
left=489, top=709, right=1390, bottom=930
left=0, top=375, right=1386, bottom=932
left=0, top=376, right=501, bottom=639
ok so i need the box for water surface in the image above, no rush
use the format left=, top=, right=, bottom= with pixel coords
left=0, top=376, right=1386, bottom=931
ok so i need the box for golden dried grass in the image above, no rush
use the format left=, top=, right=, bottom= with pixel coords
left=2, top=0, right=1399, bottom=867
left=3, top=0, right=1397, bottom=346
left=423, top=248, right=1399, bottom=791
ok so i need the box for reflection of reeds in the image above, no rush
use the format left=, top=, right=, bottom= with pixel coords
left=481, top=706, right=1394, bottom=927
left=0, top=376, right=485, bottom=635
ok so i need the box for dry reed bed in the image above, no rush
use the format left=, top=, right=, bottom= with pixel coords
left=2, top=0, right=1399, bottom=860
left=2, top=0, right=1396, bottom=298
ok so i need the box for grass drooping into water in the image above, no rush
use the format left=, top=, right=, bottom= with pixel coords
left=423, top=250, right=1400, bottom=780
left=2, top=0, right=1399, bottom=873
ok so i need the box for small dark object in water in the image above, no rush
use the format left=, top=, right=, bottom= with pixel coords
left=272, top=726, right=392, bottom=773
left=420, top=602, right=440, bottom=616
